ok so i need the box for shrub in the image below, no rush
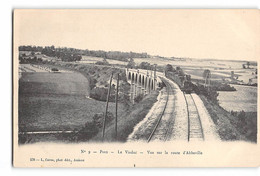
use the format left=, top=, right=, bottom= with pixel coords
left=139, top=62, right=152, bottom=70
left=90, top=87, right=108, bottom=101
left=127, top=58, right=136, bottom=68
left=95, top=59, right=109, bottom=65
left=76, top=122, right=99, bottom=141
left=93, top=112, right=114, bottom=128
left=88, top=77, right=97, bottom=90
left=51, top=68, right=59, bottom=71
left=193, top=83, right=219, bottom=104
left=90, top=86, right=117, bottom=102
left=217, top=84, right=236, bottom=91
left=238, top=110, right=246, bottom=119
left=231, top=111, right=257, bottom=142
left=165, top=64, right=175, bottom=73
left=134, top=94, right=144, bottom=103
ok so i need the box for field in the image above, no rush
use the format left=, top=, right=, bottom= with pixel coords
left=19, top=71, right=125, bottom=133
left=19, top=94, right=124, bottom=132
left=80, top=56, right=128, bottom=65
left=134, top=57, right=257, bottom=111
left=20, top=72, right=90, bottom=96
left=200, top=95, right=257, bottom=142
left=218, top=84, right=257, bottom=112
left=134, top=57, right=257, bottom=84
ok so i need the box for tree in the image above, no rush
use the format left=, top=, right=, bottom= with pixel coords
left=127, top=58, right=135, bottom=68
left=186, top=75, right=191, bottom=81
left=96, top=58, right=109, bottom=66
left=178, top=69, right=185, bottom=76
left=20, top=45, right=149, bottom=62
left=165, top=64, right=175, bottom=73
left=139, top=62, right=151, bottom=70
left=203, top=69, right=211, bottom=88
left=247, top=62, right=250, bottom=68
left=51, top=68, right=59, bottom=72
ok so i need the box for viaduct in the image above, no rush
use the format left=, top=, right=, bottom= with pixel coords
left=126, top=67, right=162, bottom=103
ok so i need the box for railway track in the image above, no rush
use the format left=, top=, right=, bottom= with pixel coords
left=146, top=77, right=204, bottom=142
left=183, top=93, right=204, bottom=142
left=147, top=77, right=175, bottom=142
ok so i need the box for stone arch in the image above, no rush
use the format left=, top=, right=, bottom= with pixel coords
left=148, top=78, right=151, bottom=91
left=131, top=73, right=135, bottom=83
left=142, top=75, right=145, bottom=87
left=135, top=73, right=138, bottom=84
left=144, top=77, right=147, bottom=88
left=128, top=72, right=131, bottom=80
left=138, top=74, right=142, bottom=85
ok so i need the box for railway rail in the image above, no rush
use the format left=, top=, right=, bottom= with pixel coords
left=147, top=76, right=205, bottom=142
left=147, top=77, right=175, bottom=142
left=183, top=93, right=204, bottom=141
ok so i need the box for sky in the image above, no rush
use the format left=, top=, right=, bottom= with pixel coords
left=14, top=9, right=259, bottom=61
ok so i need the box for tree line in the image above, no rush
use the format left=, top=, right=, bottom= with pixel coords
left=19, top=45, right=149, bottom=62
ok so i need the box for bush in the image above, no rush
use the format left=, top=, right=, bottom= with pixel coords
left=237, top=110, right=246, bottom=119
left=90, top=86, right=117, bottom=102
left=19, top=55, right=43, bottom=64
left=127, top=58, right=136, bottom=68
left=93, top=112, right=114, bottom=128
left=139, top=62, right=152, bottom=70
left=194, top=84, right=219, bottom=104
left=62, top=111, right=115, bottom=142
left=134, top=94, right=144, bottom=103
left=165, top=64, right=175, bottom=73
left=88, top=77, right=97, bottom=90
left=90, top=87, right=109, bottom=101
left=51, top=68, right=59, bottom=71
left=95, top=59, right=109, bottom=65
left=76, top=122, right=99, bottom=141
left=216, top=84, right=236, bottom=91
left=230, top=111, right=257, bottom=142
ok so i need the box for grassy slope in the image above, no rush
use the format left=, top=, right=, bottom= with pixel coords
left=19, top=62, right=131, bottom=144
left=92, top=92, right=159, bottom=142
left=19, top=66, right=126, bottom=132
left=19, top=72, right=90, bottom=96
left=200, top=95, right=257, bottom=142
left=49, top=61, right=126, bottom=86
left=44, top=61, right=155, bottom=143
left=19, top=94, right=125, bottom=132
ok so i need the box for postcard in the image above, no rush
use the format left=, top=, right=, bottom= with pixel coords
left=13, top=9, right=260, bottom=167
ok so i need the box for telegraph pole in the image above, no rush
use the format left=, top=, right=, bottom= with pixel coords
left=115, top=73, right=119, bottom=140
left=102, top=73, right=113, bottom=141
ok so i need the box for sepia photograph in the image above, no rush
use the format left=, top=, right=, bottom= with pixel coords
left=13, top=9, right=260, bottom=167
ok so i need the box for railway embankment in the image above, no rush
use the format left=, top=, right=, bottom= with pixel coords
left=169, top=80, right=188, bottom=141
left=191, top=94, right=220, bottom=141
left=127, top=87, right=167, bottom=142
left=92, top=91, right=159, bottom=142
left=128, top=77, right=189, bottom=142
left=128, top=76, right=222, bottom=143
left=199, top=95, right=256, bottom=142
